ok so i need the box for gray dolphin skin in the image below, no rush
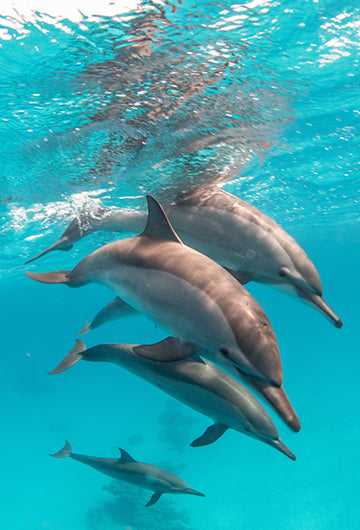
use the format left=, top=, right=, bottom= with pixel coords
left=50, top=440, right=204, bottom=506
left=26, top=195, right=300, bottom=431
left=25, top=185, right=342, bottom=328
left=49, top=338, right=296, bottom=460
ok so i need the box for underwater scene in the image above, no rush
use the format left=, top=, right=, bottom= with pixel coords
left=1, top=0, right=360, bottom=528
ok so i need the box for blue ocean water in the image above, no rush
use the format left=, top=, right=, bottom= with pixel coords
left=1, top=0, right=359, bottom=528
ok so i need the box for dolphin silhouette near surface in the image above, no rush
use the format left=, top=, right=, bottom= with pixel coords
left=25, top=185, right=342, bottom=329
left=50, top=441, right=205, bottom=506
left=49, top=338, right=296, bottom=460
left=26, top=195, right=300, bottom=431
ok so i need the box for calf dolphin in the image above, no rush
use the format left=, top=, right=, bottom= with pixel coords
left=26, top=195, right=300, bottom=431
left=50, top=441, right=204, bottom=506
left=49, top=338, right=296, bottom=460
left=25, top=185, right=342, bottom=328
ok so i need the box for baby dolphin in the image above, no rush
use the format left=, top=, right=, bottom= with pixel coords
left=26, top=195, right=300, bottom=431
left=49, top=338, right=296, bottom=460
left=50, top=441, right=204, bottom=506
left=25, top=185, right=342, bottom=328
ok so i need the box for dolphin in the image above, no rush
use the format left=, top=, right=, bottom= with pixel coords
left=26, top=195, right=300, bottom=431
left=49, top=338, right=296, bottom=460
left=50, top=441, right=205, bottom=506
left=25, top=185, right=342, bottom=328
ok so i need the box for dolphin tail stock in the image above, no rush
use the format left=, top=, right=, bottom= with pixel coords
left=146, top=492, right=162, bottom=507
left=50, top=440, right=72, bottom=458
left=241, top=373, right=301, bottom=433
left=48, top=339, right=86, bottom=375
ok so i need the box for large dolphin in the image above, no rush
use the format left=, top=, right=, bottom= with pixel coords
left=25, top=185, right=342, bottom=328
left=50, top=338, right=296, bottom=460
left=50, top=441, right=205, bottom=506
left=26, top=195, right=300, bottom=431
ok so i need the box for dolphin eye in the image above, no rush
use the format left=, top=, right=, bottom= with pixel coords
left=220, top=347, right=230, bottom=358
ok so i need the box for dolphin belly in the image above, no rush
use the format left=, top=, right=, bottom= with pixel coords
left=104, top=263, right=263, bottom=379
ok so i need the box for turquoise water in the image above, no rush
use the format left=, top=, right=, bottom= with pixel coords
left=1, top=1, right=359, bottom=528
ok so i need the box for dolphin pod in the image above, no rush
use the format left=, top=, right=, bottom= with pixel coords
left=50, top=441, right=205, bottom=506
left=26, top=195, right=300, bottom=432
left=49, top=338, right=295, bottom=460
left=26, top=184, right=342, bottom=328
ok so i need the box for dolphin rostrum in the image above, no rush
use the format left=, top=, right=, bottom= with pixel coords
left=49, top=338, right=296, bottom=460
left=50, top=441, right=205, bottom=506
left=26, top=195, right=300, bottom=431
left=25, top=185, right=342, bottom=328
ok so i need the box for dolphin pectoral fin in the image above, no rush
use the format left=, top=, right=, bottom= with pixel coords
left=118, top=448, right=137, bottom=463
left=49, top=440, right=72, bottom=458
left=79, top=297, right=138, bottom=335
left=25, top=270, right=71, bottom=284
left=48, top=339, right=86, bottom=375
left=142, top=196, right=182, bottom=243
left=133, top=337, right=194, bottom=362
left=146, top=492, right=162, bottom=507
left=190, top=423, right=228, bottom=447
left=225, top=268, right=253, bottom=285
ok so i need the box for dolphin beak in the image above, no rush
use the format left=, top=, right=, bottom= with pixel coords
left=296, top=287, right=342, bottom=329
left=260, top=437, right=296, bottom=461
left=240, top=372, right=301, bottom=433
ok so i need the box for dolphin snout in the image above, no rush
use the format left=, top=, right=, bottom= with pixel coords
left=296, top=287, right=342, bottom=328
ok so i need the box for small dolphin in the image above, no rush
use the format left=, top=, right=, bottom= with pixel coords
left=49, top=338, right=296, bottom=460
left=26, top=195, right=300, bottom=431
left=50, top=441, right=204, bottom=506
left=25, top=185, right=342, bottom=328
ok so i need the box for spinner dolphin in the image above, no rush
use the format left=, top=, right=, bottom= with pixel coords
left=26, top=195, right=300, bottom=431
left=50, top=441, right=204, bottom=506
left=26, top=185, right=342, bottom=328
left=50, top=338, right=296, bottom=459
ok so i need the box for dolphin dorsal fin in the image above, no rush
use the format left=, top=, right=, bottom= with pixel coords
left=118, top=448, right=137, bottom=463
left=141, top=196, right=182, bottom=243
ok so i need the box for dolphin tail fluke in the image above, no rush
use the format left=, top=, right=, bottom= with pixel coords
left=50, top=440, right=72, bottom=458
left=241, top=374, right=301, bottom=433
left=190, top=423, right=228, bottom=447
left=78, top=320, right=92, bottom=336
left=49, top=339, right=86, bottom=375
left=25, top=237, right=73, bottom=264
left=25, top=270, right=71, bottom=284
left=146, top=492, right=162, bottom=507
left=263, top=438, right=296, bottom=461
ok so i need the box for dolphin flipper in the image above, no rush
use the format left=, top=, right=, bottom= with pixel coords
left=133, top=337, right=194, bottom=362
left=146, top=492, right=162, bottom=507
left=78, top=297, right=138, bottom=335
left=190, top=423, right=228, bottom=447
left=49, top=339, right=86, bottom=375
left=25, top=270, right=71, bottom=284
